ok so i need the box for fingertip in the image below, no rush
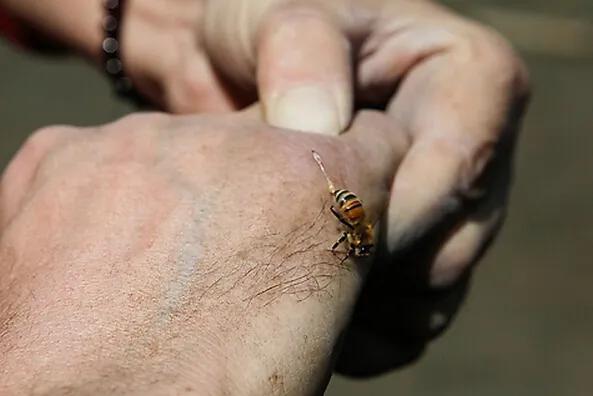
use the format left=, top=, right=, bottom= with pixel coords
left=257, top=4, right=352, bottom=135
left=265, top=85, right=347, bottom=135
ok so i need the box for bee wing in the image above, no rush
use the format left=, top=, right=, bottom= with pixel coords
left=312, top=150, right=340, bottom=194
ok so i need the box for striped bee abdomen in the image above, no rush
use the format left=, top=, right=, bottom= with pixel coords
left=334, top=189, right=365, bottom=224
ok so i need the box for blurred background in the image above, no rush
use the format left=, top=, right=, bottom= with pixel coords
left=1, top=1, right=591, bottom=395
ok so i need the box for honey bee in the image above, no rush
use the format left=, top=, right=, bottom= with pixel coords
left=312, top=150, right=374, bottom=258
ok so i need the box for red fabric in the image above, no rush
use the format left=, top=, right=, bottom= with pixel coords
left=0, top=6, right=31, bottom=47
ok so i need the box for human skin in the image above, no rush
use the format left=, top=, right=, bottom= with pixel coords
left=0, top=0, right=530, bottom=375
left=0, top=111, right=408, bottom=394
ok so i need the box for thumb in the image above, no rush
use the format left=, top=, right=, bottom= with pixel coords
left=203, top=1, right=352, bottom=135
left=257, top=5, right=352, bottom=135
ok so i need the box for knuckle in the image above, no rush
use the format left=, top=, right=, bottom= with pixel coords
left=3, top=126, right=74, bottom=189
left=25, top=126, right=69, bottom=150
left=111, top=112, right=169, bottom=132
left=120, top=111, right=168, bottom=124
left=20, top=126, right=73, bottom=161
left=455, top=25, right=531, bottom=96
left=99, top=113, right=169, bottom=157
left=263, top=1, right=334, bottom=36
left=482, top=32, right=530, bottom=92
left=267, top=2, right=326, bottom=23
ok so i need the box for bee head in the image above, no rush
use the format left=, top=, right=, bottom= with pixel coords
left=358, top=245, right=372, bottom=256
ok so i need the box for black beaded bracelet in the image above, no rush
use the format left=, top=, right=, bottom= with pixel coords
left=102, top=0, right=133, bottom=96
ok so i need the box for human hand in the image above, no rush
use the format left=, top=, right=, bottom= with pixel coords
left=189, top=0, right=530, bottom=375
left=0, top=111, right=408, bottom=394
left=127, top=0, right=528, bottom=290
left=0, top=0, right=530, bottom=376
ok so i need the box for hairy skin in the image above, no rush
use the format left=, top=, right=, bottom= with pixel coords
left=0, top=111, right=407, bottom=395
left=0, top=0, right=530, bottom=377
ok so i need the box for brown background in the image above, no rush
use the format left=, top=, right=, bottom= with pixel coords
left=1, top=1, right=592, bottom=395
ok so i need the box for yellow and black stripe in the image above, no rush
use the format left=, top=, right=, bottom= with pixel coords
left=334, top=189, right=365, bottom=224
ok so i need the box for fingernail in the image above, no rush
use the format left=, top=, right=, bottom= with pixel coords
left=266, top=85, right=345, bottom=135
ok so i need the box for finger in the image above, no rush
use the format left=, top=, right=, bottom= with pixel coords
left=163, top=49, right=244, bottom=114
left=258, top=5, right=353, bottom=135
left=122, top=1, right=238, bottom=113
left=375, top=27, right=529, bottom=253
left=430, top=208, right=503, bottom=288
left=429, top=148, right=512, bottom=287
left=338, top=111, right=410, bottom=216
left=341, top=111, right=410, bottom=179
left=357, top=24, right=453, bottom=106
left=341, top=148, right=512, bottom=373
left=386, top=129, right=498, bottom=249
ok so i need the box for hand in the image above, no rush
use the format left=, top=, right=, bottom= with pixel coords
left=0, top=111, right=408, bottom=394
left=188, top=0, right=530, bottom=375
left=1, top=0, right=530, bottom=376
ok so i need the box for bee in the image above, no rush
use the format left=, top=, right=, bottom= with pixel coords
left=312, top=150, right=374, bottom=259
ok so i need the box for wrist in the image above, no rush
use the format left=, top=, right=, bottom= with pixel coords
left=0, top=0, right=103, bottom=60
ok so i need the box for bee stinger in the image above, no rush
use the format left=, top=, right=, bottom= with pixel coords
left=312, top=150, right=375, bottom=260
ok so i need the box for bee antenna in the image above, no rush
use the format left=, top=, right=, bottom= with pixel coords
left=312, top=150, right=336, bottom=193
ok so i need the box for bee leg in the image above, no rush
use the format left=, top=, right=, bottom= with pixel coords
left=331, top=232, right=348, bottom=252
left=330, top=206, right=354, bottom=229
left=339, top=248, right=355, bottom=265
